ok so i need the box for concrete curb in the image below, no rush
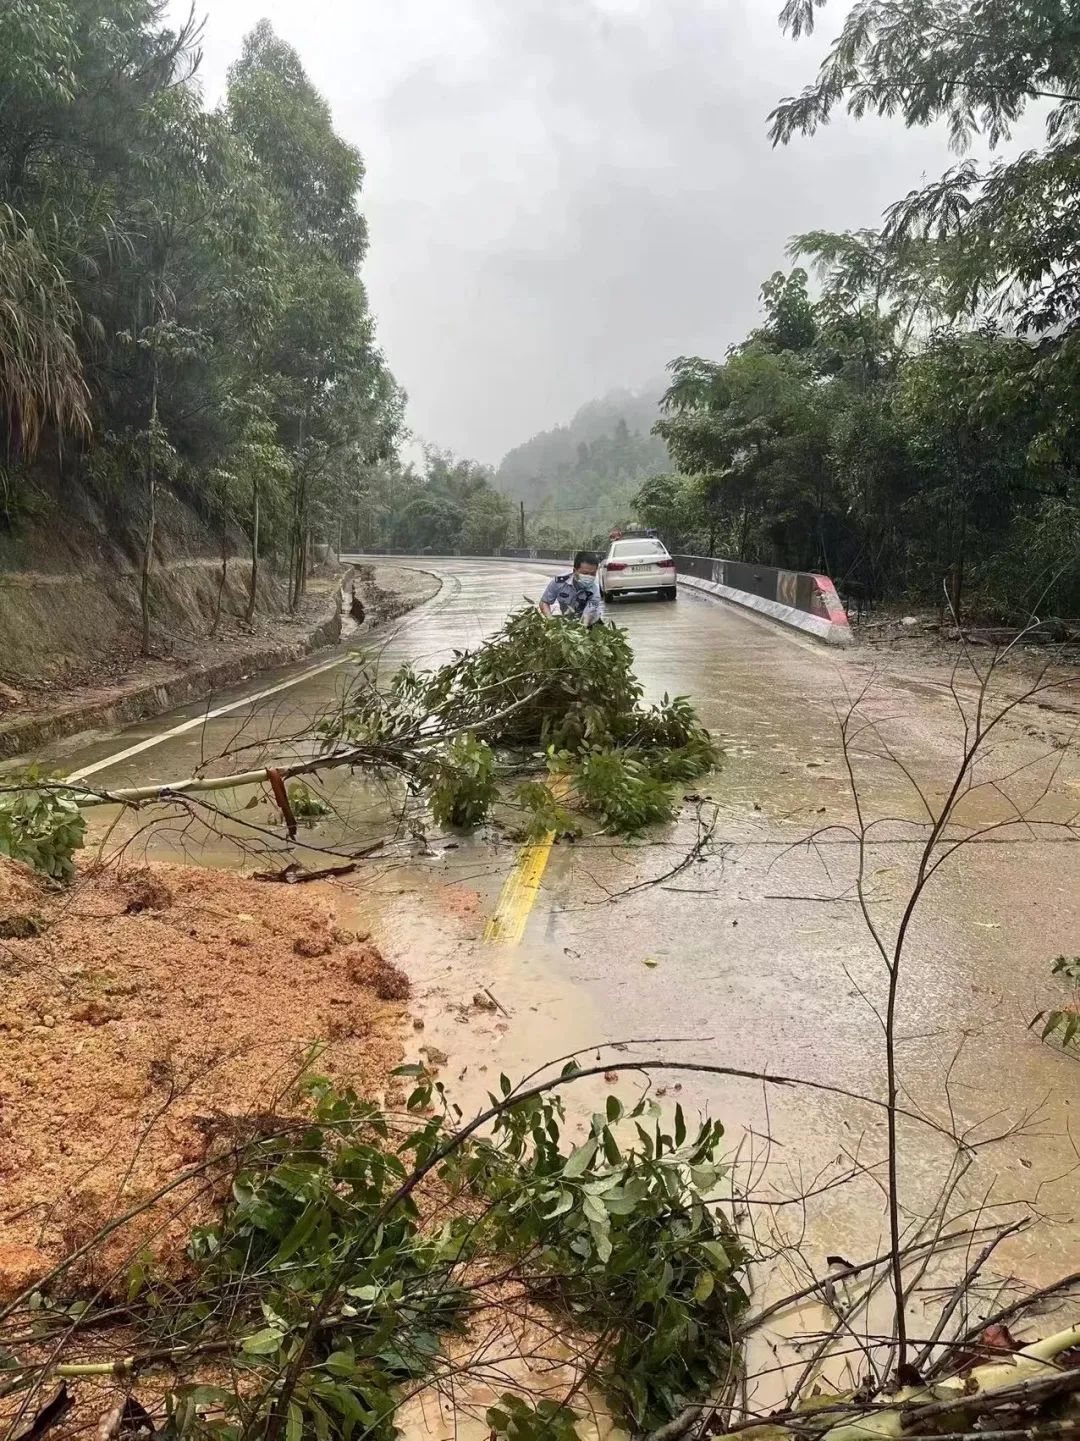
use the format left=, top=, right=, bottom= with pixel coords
left=675, top=573, right=853, bottom=647
left=341, top=553, right=853, bottom=648
left=0, top=576, right=349, bottom=763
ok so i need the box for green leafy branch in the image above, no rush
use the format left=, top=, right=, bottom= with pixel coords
left=0, top=1066, right=749, bottom=1441
left=1031, top=954, right=1080, bottom=1052
left=323, top=606, right=719, bottom=839
left=0, top=767, right=85, bottom=880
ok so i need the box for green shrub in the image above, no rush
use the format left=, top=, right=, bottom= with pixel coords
left=423, top=731, right=497, bottom=828
left=457, top=1076, right=749, bottom=1433
left=568, top=748, right=677, bottom=833
left=286, top=780, right=332, bottom=823
left=324, top=607, right=718, bottom=837
left=0, top=770, right=85, bottom=880
left=1032, top=955, right=1080, bottom=1051
left=10, top=1070, right=747, bottom=1441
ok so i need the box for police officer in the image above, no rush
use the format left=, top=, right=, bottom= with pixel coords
left=538, top=551, right=603, bottom=627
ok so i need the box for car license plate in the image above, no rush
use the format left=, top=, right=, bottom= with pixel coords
left=629, top=564, right=651, bottom=572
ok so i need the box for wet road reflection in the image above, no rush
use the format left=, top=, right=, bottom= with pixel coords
left=37, top=560, right=1080, bottom=1358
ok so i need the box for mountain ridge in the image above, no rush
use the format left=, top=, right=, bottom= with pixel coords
left=495, top=385, right=669, bottom=539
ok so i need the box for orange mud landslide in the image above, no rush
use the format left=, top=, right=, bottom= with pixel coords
left=0, top=857, right=407, bottom=1297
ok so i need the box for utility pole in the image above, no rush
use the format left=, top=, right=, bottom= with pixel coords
left=518, top=500, right=526, bottom=549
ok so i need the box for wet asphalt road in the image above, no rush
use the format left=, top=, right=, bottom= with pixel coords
left=39, top=559, right=1080, bottom=1300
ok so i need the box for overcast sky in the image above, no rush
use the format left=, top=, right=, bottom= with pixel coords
left=180, top=0, right=979, bottom=465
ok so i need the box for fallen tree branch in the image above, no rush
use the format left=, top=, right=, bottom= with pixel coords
left=933, top=1271, right=1080, bottom=1377
left=258, top=1052, right=981, bottom=1441
left=912, top=1219, right=1029, bottom=1372
left=891, top=1425, right=1080, bottom=1441
left=900, top=1363, right=1080, bottom=1431
left=252, top=840, right=387, bottom=882
left=742, top=1225, right=1011, bottom=1335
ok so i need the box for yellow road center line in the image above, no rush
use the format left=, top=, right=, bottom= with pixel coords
left=483, top=776, right=570, bottom=947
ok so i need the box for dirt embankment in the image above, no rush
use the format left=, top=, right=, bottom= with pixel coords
left=0, top=476, right=295, bottom=687
left=0, top=557, right=444, bottom=762
left=0, top=857, right=410, bottom=1300
left=0, top=471, right=356, bottom=758
left=0, top=572, right=347, bottom=761
left=353, top=562, right=442, bottom=624
left=848, top=607, right=1080, bottom=721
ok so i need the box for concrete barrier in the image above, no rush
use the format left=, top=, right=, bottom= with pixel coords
left=670, top=555, right=851, bottom=647
left=343, top=551, right=852, bottom=647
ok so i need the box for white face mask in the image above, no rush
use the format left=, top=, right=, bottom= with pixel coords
left=575, top=573, right=597, bottom=592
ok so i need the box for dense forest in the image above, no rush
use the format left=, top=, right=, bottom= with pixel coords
left=495, top=390, right=669, bottom=548
left=0, top=0, right=402, bottom=647
left=350, top=391, right=669, bottom=557
left=350, top=448, right=516, bottom=556
left=4, top=0, right=1078, bottom=622
left=634, top=0, right=1080, bottom=620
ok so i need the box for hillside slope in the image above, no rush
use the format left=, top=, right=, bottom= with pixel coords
left=0, top=475, right=288, bottom=689
left=496, top=388, right=668, bottom=541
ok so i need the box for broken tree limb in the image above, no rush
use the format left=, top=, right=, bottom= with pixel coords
left=912, top=1219, right=1029, bottom=1372
left=58, top=748, right=383, bottom=808
left=896, top=1426, right=1080, bottom=1441
left=53, top=682, right=547, bottom=810
left=266, top=766, right=297, bottom=838
left=932, top=1271, right=1080, bottom=1378
left=702, top=1327, right=1080, bottom=1441
left=252, top=842, right=386, bottom=883
left=817, top=1326, right=1080, bottom=1441
left=741, top=1225, right=1012, bottom=1335
left=900, top=1361, right=1080, bottom=1429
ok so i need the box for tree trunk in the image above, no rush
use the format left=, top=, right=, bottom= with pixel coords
left=140, top=360, right=159, bottom=657
left=290, top=527, right=307, bottom=609
left=290, top=413, right=306, bottom=612
left=953, top=508, right=967, bottom=624
left=246, top=476, right=260, bottom=625
left=211, top=547, right=228, bottom=638
left=736, top=506, right=750, bottom=561
left=289, top=477, right=304, bottom=612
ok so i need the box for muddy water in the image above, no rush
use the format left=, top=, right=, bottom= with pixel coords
left=36, top=560, right=1080, bottom=1405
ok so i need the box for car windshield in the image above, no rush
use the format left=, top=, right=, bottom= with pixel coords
left=609, top=540, right=667, bottom=559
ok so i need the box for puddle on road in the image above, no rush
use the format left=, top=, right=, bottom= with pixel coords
left=331, top=797, right=1080, bottom=1412
left=332, top=857, right=613, bottom=1126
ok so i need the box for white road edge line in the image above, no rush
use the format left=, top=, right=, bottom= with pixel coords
left=68, top=651, right=353, bottom=784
